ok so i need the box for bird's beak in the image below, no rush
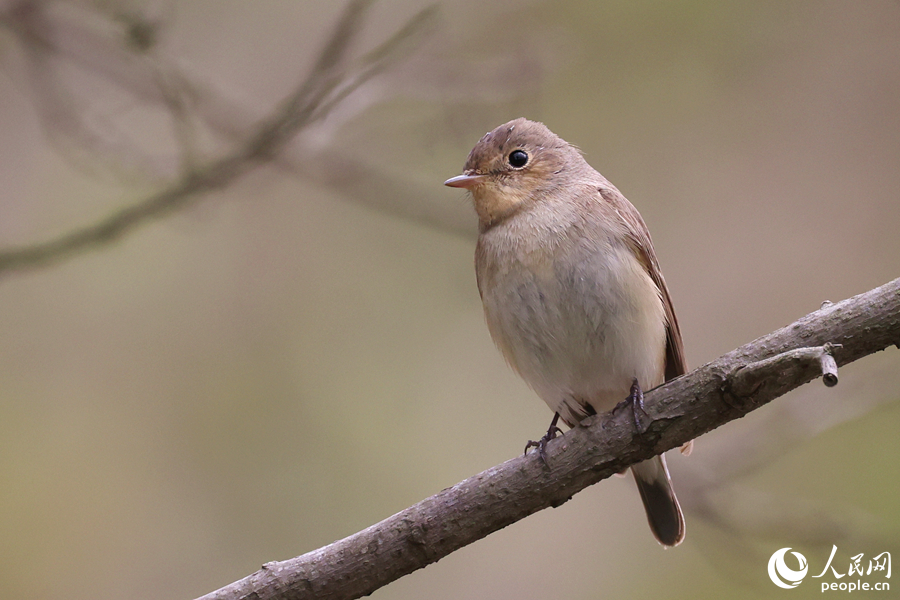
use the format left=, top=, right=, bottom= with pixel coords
left=444, top=173, right=485, bottom=189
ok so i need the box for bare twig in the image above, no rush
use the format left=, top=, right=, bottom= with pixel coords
left=2, top=1, right=529, bottom=244
left=195, top=278, right=900, bottom=600
left=730, top=342, right=842, bottom=396
left=0, top=1, right=438, bottom=276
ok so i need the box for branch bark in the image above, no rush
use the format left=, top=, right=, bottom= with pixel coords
left=196, top=278, right=900, bottom=600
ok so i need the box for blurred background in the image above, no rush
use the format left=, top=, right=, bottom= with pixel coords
left=0, top=1, right=898, bottom=598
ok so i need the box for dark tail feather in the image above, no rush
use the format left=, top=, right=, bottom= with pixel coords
left=631, top=454, right=685, bottom=547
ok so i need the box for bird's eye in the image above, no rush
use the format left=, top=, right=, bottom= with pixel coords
left=508, top=149, right=528, bottom=168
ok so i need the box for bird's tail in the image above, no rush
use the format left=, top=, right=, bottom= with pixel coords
left=631, top=454, right=685, bottom=547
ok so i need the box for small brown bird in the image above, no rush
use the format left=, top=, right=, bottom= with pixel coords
left=445, top=118, right=688, bottom=547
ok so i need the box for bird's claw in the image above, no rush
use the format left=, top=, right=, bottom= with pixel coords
left=525, top=413, right=562, bottom=466
left=628, top=378, right=650, bottom=434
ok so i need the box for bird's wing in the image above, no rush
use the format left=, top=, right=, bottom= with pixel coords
left=600, top=188, right=687, bottom=381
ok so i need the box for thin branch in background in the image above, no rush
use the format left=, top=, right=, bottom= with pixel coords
left=2, top=1, right=538, bottom=246
left=0, top=0, right=439, bottom=276
left=194, top=278, right=900, bottom=600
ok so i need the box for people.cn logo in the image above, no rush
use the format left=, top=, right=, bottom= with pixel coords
left=768, top=548, right=809, bottom=589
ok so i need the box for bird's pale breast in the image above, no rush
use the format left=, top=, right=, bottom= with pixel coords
left=476, top=202, right=667, bottom=426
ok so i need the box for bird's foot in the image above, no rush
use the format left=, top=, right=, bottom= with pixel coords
left=628, top=378, right=651, bottom=435
left=524, top=412, right=562, bottom=466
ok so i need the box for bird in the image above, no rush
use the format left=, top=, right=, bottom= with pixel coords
left=444, top=118, right=688, bottom=547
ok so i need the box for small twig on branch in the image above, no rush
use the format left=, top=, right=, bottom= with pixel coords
left=0, top=1, right=437, bottom=277
left=819, top=347, right=840, bottom=387
left=195, top=278, right=900, bottom=600
left=730, top=342, right=842, bottom=396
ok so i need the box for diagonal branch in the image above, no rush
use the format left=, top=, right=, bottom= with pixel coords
left=195, top=277, right=900, bottom=600
left=0, top=1, right=437, bottom=277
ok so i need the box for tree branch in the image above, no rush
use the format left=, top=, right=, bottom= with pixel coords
left=0, top=1, right=437, bottom=277
left=195, top=278, right=900, bottom=600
